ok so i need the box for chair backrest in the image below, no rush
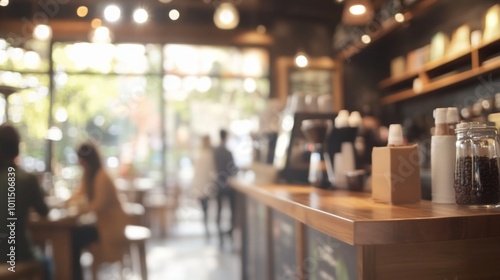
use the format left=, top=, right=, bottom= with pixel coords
left=123, top=202, right=146, bottom=225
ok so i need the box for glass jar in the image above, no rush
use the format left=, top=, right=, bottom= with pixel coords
left=454, top=122, right=500, bottom=208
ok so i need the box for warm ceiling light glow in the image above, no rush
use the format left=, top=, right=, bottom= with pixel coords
left=256, top=25, right=266, bottom=34
left=361, top=34, right=371, bottom=44
left=33, top=24, right=52, bottom=40
left=104, top=5, right=121, bottom=22
left=91, top=18, right=102, bottom=28
left=342, top=0, right=373, bottom=25
left=294, top=52, right=309, bottom=68
left=214, top=3, right=239, bottom=30
left=349, top=4, right=366, bottom=15
left=77, top=6, right=88, bottom=17
left=169, top=9, right=180, bottom=20
left=133, top=8, right=149, bottom=24
left=394, top=13, right=405, bottom=22
left=0, top=0, right=9, bottom=7
left=159, top=0, right=172, bottom=3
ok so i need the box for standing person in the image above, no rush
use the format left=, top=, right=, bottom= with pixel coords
left=191, top=135, right=216, bottom=240
left=0, top=123, right=53, bottom=280
left=68, top=140, right=129, bottom=280
left=213, top=129, right=238, bottom=249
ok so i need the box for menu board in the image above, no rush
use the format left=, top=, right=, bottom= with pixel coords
left=305, top=227, right=357, bottom=280
left=244, top=197, right=270, bottom=280
left=272, top=209, right=297, bottom=280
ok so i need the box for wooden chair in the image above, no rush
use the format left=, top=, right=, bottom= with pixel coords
left=143, top=184, right=181, bottom=238
left=123, top=202, right=146, bottom=226
left=0, top=261, right=43, bottom=280
left=90, top=225, right=151, bottom=280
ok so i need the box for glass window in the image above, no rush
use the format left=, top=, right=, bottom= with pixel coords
left=0, top=37, right=271, bottom=192
left=0, top=71, right=49, bottom=172
left=52, top=42, right=162, bottom=74
left=51, top=42, right=163, bottom=192
left=51, top=73, right=163, bottom=188
left=163, top=45, right=270, bottom=178
left=0, top=38, right=50, bottom=72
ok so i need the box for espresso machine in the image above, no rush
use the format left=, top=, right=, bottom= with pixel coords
left=273, top=112, right=358, bottom=187
left=273, top=112, right=333, bottom=184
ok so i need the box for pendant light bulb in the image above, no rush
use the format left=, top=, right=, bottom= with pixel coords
left=294, top=51, right=309, bottom=68
left=214, top=3, right=239, bottom=30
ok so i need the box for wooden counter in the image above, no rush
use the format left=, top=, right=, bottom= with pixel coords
left=231, top=177, right=500, bottom=280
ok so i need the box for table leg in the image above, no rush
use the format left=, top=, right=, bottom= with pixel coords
left=31, top=229, right=74, bottom=280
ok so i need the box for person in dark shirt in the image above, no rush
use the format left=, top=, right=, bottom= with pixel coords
left=213, top=129, right=238, bottom=249
left=0, top=122, right=52, bottom=279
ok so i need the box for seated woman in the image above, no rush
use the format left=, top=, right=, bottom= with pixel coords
left=69, top=140, right=129, bottom=280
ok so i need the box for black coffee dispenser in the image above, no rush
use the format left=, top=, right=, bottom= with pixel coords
left=273, top=112, right=335, bottom=184
left=301, top=119, right=334, bottom=188
left=273, top=112, right=359, bottom=187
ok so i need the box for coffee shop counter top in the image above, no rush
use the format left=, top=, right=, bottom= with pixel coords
left=230, top=177, right=500, bottom=246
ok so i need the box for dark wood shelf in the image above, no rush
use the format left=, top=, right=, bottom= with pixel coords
left=337, top=0, right=439, bottom=61
left=378, top=71, right=419, bottom=89
left=380, top=36, right=500, bottom=104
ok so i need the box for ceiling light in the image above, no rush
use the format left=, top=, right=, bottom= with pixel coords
left=169, top=9, right=180, bottom=21
left=133, top=8, right=149, bottom=24
left=104, top=4, right=121, bottom=22
left=256, top=25, right=266, bottom=34
left=213, top=3, right=239, bottom=30
left=91, top=18, right=102, bottom=28
left=394, top=13, right=405, bottom=22
left=33, top=24, right=52, bottom=40
left=361, top=34, right=371, bottom=44
left=77, top=6, right=88, bottom=17
left=342, top=0, right=373, bottom=25
left=294, top=51, right=309, bottom=68
left=0, top=0, right=9, bottom=7
left=349, top=4, right=366, bottom=15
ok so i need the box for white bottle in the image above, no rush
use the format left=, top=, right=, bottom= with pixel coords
left=335, top=110, right=349, bottom=128
left=431, top=107, right=456, bottom=204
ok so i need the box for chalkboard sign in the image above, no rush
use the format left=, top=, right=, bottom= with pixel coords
left=272, top=209, right=297, bottom=280
left=305, top=227, right=357, bottom=280
left=288, top=68, right=333, bottom=97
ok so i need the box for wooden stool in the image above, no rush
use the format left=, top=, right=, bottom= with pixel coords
left=125, top=225, right=151, bottom=280
left=0, top=261, right=43, bottom=280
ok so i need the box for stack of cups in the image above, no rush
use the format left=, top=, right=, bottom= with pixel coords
left=388, top=124, right=404, bottom=146
left=431, top=107, right=458, bottom=204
